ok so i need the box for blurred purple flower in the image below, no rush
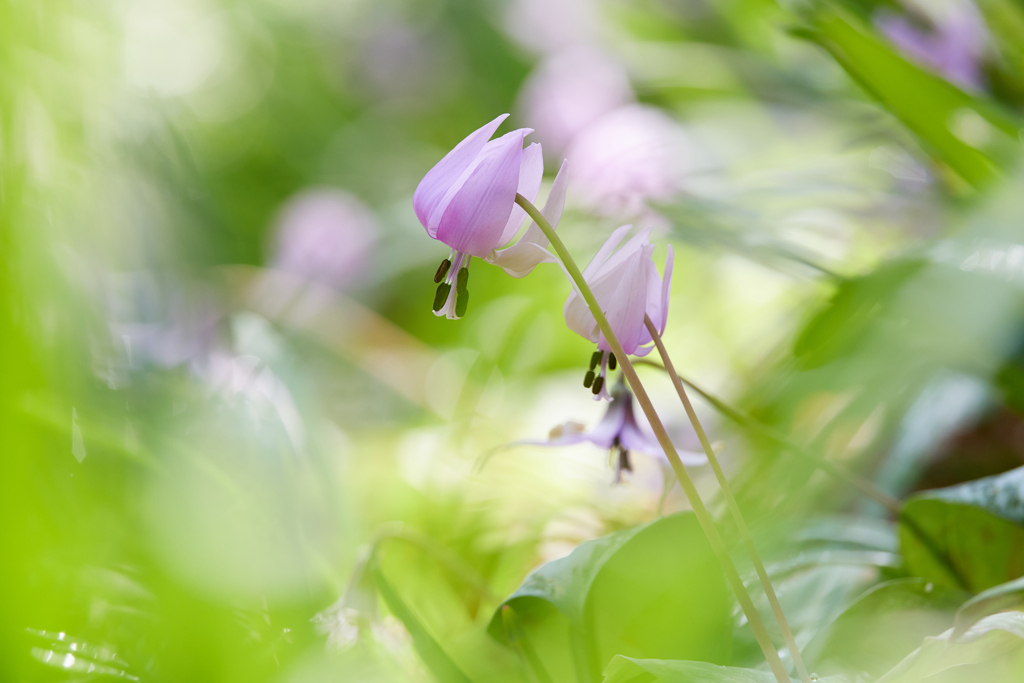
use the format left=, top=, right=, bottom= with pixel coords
left=517, top=47, right=634, bottom=157
left=104, top=274, right=222, bottom=378
left=415, top=114, right=568, bottom=319
left=535, top=383, right=704, bottom=481
left=566, top=104, right=690, bottom=217
left=269, top=188, right=378, bottom=291
left=564, top=225, right=673, bottom=399
left=875, top=2, right=988, bottom=91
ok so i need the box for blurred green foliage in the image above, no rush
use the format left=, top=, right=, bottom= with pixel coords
left=7, top=0, right=1024, bottom=681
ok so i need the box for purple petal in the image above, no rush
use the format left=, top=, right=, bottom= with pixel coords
left=434, top=130, right=527, bottom=257
left=582, top=224, right=632, bottom=279
left=489, top=159, right=570, bottom=277
left=593, top=245, right=655, bottom=355
left=659, top=245, right=674, bottom=332
left=497, top=142, right=544, bottom=249
left=587, top=398, right=627, bottom=448
left=637, top=243, right=674, bottom=351
left=414, top=114, right=508, bottom=236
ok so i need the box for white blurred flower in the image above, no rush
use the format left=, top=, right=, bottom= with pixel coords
left=315, top=606, right=361, bottom=651
left=566, top=104, right=691, bottom=217
left=269, top=188, right=378, bottom=291
left=202, top=352, right=307, bottom=455
left=517, top=47, right=634, bottom=157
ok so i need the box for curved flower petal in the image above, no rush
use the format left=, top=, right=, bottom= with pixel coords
left=497, top=142, right=544, bottom=248
left=487, top=242, right=558, bottom=278
left=659, top=244, right=674, bottom=332
left=586, top=397, right=627, bottom=448
left=593, top=245, right=655, bottom=355
left=564, top=224, right=633, bottom=337
left=582, top=224, right=632, bottom=280
left=413, top=114, right=508, bottom=235
left=488, top=159, right=570, bottom=278
left=520, top=158, right=569, bottom=249
left=434, top=129, right=527, bottom=257
left=637, top=243, right=674, bottom=352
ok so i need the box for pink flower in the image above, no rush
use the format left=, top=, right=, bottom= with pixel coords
left=517, top=47, right=634, bottom=157
left=269, top=188, right=378, bottom=291
left=530, top=383, right=704, bottom=481
left=566, top=104, right=689, bottom=217
left=564, top=225, right=673, bottom=399
left=414, top=114, right=568, bottom=319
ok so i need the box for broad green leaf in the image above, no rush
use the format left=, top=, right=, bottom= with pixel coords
left=602, top=656, right=850, bottom=683
left=488, top=513, right=731, bottom=682
left=373, top=564, right=474, bottom=683
left=877, top=611, right=1024, bottom=682
left=917, top=465, right=1024, bottom=524
left=900, top=466, right=1024, bottom=592
left=803, top=578, right=968, bottom=677
left=798, top=7, right=1021, bottom=190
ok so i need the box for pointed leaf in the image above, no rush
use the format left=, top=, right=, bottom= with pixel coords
left=899, top=465, right=1024, bottom=593
left=488, top=513, right=731, bottom=681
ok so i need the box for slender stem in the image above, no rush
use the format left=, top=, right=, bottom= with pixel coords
left=644, top=316, right=811, bottom=683
left=515, top=194, right=791, bottom=683
left=634, top=359, right=901, bottom=515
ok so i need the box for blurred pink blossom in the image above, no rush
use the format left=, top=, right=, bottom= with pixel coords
left=517, top=47, right=634, bottom=157
left=269, top=188, right=379, bottom=291
left=566, top=104, right=690, bottom=217
left=875, top=1, right=988, bottom=91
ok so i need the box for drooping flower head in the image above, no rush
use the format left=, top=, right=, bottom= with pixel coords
left=414, top=114, right=568, bottom=319
left=535, top=382, right=704, bottom=481
left=564, top=225, right=673, bottom=399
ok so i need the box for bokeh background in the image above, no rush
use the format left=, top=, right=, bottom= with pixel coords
left=5, top=0, right=1024, bottom=680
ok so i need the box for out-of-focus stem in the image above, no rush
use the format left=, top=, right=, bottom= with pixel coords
left=514, top=193, right=791, bottom=683
left=644, top=316, right=811, bottom=683
left=634, top=359, right=901, bottom=515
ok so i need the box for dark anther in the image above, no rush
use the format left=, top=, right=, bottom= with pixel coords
left=454, top=267, right=470, bottom=317
left=433, top=283, right=451, bottom=311
left=583, top=370, right=595, bottom=388
left=608, top=353, right=617, bottom=370
left=433, top=258, right=451, bottom=283
left=591, top=375, right=604, bottom=395
left=589, top=350, right=602, bottom=370
left=617, top=446, right=632, bottom=473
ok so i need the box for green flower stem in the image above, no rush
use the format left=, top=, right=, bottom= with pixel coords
left=644, top=315, right=811, bottom=683
left=514, top=194, right=791, bottom=683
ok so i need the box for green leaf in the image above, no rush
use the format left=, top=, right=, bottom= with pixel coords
left=877, top=611, right=1024, bottom=682
left=488, top=513, right=731, bottom=682
left=372, top=563, right=474, bottom=683
left=799, top=7, right=1021, bottom=190
left=602, top=656, right=851, bottom=683
left=900, top=466, right=1024, bottom=593
left=954, top=576, right=1024, bottom=638
left=803, top=578, right=968, bottom=677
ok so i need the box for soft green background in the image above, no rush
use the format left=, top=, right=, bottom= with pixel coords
left=6, top=0, right=1024, bottom=681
